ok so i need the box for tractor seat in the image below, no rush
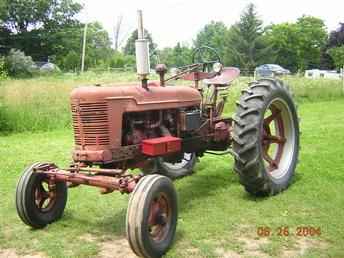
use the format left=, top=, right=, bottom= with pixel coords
left=203, top=67, right=240, bottom=86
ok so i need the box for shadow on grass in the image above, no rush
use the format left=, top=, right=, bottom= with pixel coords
left=58, top=161, right=237, bottom=237
left=61, top=206, right=127, bottom=236
left=241, top=168, right=303, bottom=202
left=177, top=170, right=238, bottom=212
left=57, top=156, right=303, bottom=239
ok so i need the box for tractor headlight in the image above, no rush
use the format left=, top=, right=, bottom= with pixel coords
left=213, top=62, right=223, bottom=73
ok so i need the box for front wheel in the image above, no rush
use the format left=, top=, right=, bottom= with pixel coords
left=126, top=175, right=178, bottom=258
left=232, top=79, right=299, bottom=196
left=15, top=162, right=68, bottom=228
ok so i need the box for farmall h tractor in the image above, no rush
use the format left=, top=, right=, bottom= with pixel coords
left=15, top=11, right=299, bottom=258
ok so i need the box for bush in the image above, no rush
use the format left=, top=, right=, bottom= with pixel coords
left=328, top=46, right=344, bottom=69
left=58, top=51, right=80, bottom=72
left=5, top=49, right=35, bottom=77
left=0, top=57, right=8, bottom=80
left=109, top=52, right=135, bottom=68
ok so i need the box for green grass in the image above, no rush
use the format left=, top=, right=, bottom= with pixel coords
left=1, top=99, right=344, bottom=257
left=0, top=71, right=140, bottom=133
left=0, top=72, right=343, bottom=133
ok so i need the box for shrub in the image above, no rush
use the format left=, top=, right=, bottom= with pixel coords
left=109, top=52, right=135, bottom=68
left=328, top=46, right=344, bottom=69
left=5, top=49, right=35, bottom=77
left=0, top=57, right=8, bottom=80
left=59, top=51, right=80, bottom=72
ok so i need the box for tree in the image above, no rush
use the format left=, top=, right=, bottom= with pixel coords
left=265, top=23, right=300, bottom=72
left=1, top=0, right=82, bottom=33
left=60, top=50, right=79, bottom=71
left=123, top=29, right=156, bottom=56
left=0, top=0, right=114, bottom=71
left=194, top=21, right=228, bottom=63
left=0, top=0, right=84, bottom=65
left=328, top=46, right=344, bottom=69
left=224, top=3, right=272, bottom=72
left=295, top=16, right=327, bottom=70
left=266, top=16, right=327, bottom=71
left=109, top=51, right=135, bottom=68
left=51, top=22, right=113, bottom=71
left=321, top=23, right=344, bottom=69
left=328, top=23, right=344, bottom=48
left=84, top=22, right=113, bottom=69
left=159, top=43, right=192, bottom=67
left=0, top=26, right=12, bottom=55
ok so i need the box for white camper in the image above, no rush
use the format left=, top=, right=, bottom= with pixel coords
left=305, top=69, right=342, bottom=80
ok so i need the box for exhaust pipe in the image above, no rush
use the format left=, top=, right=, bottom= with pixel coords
left=135, top=10, right=150, bottom=88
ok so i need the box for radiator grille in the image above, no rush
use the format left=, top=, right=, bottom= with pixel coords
left=71, top=102, right=110, bottom=146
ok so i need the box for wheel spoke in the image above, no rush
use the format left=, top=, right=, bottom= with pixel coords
left=38, top=183, right=50, bottom=199
left=262, top=151, right=278, bottom=170
left=264, top=135, right=286, bottom=144
left=148, top=202, right=160, bottom=226
left=264, top=108, right=281, bottom=125
left=35, top=189, right=49, bottom=209
left=38, top=196, right=48, bottom=209
left=34, top=181, right=55, bottom=210
left=146, top=193, right=170, bottom=242
left=263, top=123, right=271, bottom=135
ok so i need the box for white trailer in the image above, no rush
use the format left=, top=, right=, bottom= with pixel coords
left=305, top=69, right=342, bottom=80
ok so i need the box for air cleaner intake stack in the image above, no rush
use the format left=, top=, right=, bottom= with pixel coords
left=135, top=10, right=150, bottom=89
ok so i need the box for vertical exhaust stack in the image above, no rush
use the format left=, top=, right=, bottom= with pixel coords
left=135, top=10, right=150, bottom=89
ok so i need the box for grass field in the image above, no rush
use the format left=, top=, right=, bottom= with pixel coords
left=0, top=71, right=139, bottom=133
left=1, top=99, right=344, bottom=258
left=0, top=71, right=343, bottom=133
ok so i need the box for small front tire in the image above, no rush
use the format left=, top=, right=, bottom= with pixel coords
left=126, top=175, right=178, bottom=258
left=15, top=162, right=68, bottom=228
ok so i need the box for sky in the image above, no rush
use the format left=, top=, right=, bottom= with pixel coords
left=78, top=0, right=344, bottom=49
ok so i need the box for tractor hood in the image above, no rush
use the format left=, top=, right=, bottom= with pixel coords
left=70, top=81, right=201, bottom=152
left=71, top=81, right=201, bottom=110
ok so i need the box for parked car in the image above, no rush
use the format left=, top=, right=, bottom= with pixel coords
left=255, top=64, right=290, bottom=77
left=32, top=62, right=60, bottom=73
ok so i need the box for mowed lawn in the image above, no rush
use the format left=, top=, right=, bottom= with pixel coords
left=0, top=99, right=344, bottom=258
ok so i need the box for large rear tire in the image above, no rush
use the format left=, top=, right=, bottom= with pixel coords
left=15, top=162, right=68, bottom=228
left=126, top=175, right=178, bottom=258
left=232, top=79, right=299, bottom=196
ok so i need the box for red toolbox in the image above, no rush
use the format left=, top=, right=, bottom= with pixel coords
left=141, top=136, right=181, bottom=156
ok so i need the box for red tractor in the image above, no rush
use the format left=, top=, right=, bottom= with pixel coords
left=15, top=11, right=299, bottom=258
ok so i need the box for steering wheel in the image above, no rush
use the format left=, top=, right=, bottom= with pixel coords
left=192, top=46, right=221, bottom=71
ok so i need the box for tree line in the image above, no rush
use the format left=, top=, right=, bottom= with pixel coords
left=0, top=1, right=343, bottom=77
left=159, top=4, right=344, bottom=73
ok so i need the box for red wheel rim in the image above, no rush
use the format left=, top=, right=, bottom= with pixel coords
left=147, top=193, right=171, bottom=242
left=261, top=98, right=296, bottom=180
left=262, top=100, right=291, bottom=177
left=34, top=178, right=57, bottom=212
left=262, top=104, right=286, bottom=172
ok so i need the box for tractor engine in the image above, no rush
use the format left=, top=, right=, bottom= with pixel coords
left=122, top=110, right=178, bottom=145
left=122, top=107, right=202, bottom=146
left=70, top=84, right=202, bottom=164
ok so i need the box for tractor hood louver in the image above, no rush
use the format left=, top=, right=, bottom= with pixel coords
left=71, top=101, right=110, bottom=146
